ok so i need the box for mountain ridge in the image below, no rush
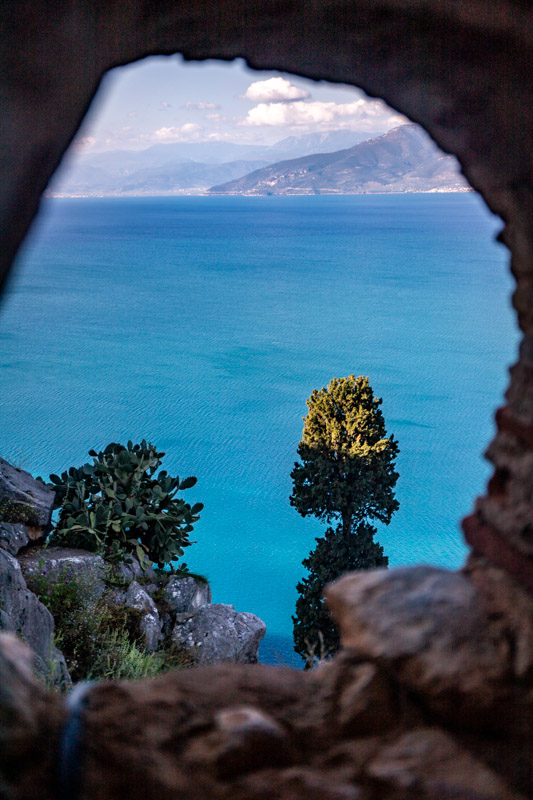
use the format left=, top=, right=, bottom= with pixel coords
left=47, top=130, right=377, bottom=197
left=209, top=125, right=469, bottom=196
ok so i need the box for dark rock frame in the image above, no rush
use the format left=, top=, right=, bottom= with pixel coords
left=1, top=3, right=533, bottom=796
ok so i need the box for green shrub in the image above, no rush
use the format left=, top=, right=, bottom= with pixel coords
left=27, top=565, right=187, bottom=682
left=44, top=440, right=203, bottom=568
left=26, top=565, right=108, bottom=682
left=89, top=634, right=195, bottom=679
left=87, top=628, right=164, bottom=681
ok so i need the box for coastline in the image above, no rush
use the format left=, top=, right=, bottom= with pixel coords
left=45, top=187, right=473, bottom=199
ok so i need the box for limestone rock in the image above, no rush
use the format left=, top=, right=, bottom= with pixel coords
left=0, top=522, right=29, bottom=555
left=106, top=587, right=126, bottom=606
left=0, top=548, right=69, bottom=684
left=164, top=575, right=212, bottom=614
left=0, top=456, right=54, bottom=535
left=326, top=567, right=510, bottom=724
left=171, top=603, right=266, bottom=666
left=366, top=727, right=525, bottom=799
left=115, top=554, right=156, bottom=584
left=0, top=609, right=12, bottom=631
left=124, top=581, right=162, bottom=653
left=0, top=549, right=53, bottom=658
left=18, top=547, right=106, bottom=601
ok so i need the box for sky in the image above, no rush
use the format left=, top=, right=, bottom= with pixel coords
left=73, top=56, right=407, bottom=153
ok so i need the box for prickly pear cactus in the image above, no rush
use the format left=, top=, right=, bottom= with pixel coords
left=45, top=441, right=202, bottom=568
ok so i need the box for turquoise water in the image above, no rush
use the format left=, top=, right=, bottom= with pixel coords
left=0, top=195, right=518, bottom=665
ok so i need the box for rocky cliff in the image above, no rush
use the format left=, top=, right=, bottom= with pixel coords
left=0, top=457, right=266, bottom=684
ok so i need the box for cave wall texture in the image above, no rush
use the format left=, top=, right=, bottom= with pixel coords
left=1, top=2, right=533, bottom=797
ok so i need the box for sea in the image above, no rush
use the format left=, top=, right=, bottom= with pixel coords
left=0, top=194, right=518, bottom=667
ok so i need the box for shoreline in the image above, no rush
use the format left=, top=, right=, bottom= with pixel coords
left=44, top=188, right=473, bottom=199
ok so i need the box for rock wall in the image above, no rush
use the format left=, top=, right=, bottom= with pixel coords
left=0, top=530, right=69, bottom=686
left=77, top=565, right=533, bottom=798
left=0, top=466, right=68, bottom=684
left=2, top=560, right=533, bottom=799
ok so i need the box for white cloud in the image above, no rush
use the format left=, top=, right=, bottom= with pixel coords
left=160, top=101, right=171, bottom=108
left=205, top=131, right=238, bottom=141
left=242, top=98, right=406, bottom=131
left=182, top=102, right=221, bottom=111
left=151, top=123, right=204, bottom=142
left=243, top=78, right=311, bottom=103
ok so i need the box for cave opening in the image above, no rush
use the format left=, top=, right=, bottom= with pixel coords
left=1, top=4, right=532, bottom=796
left=0, top=55, right=518, bottom=665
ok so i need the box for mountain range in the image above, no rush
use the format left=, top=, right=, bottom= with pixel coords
left=47, top=130, right=376, bottom=197
left=209, top=125, right=468, bottom=195
left=46, top=125, right=467, bottom=197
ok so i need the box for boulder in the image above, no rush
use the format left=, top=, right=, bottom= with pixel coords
left=336, top=661, right=398, bottom=736
left=164, top=575, right=212, bottom=614
left=0, top=522, right=29, bottom=555
left=18, top=547, right=106, bottom=601
left=326, top=567, right=510, bottom=726
left=0, top=549, right=53, bottom=658
left=171, top=604, right=266, bottom=666
left=0, top=548, right=69, bottom=685
left=365, top=728, right=524, bottom=799
left=115, top=554, right=156, bottom=584
left=0, top=456, right=54, bottom=535
left=106, top=587, right=127, bottom=606
left=0, top=609, right=12, bottom=630
left=212, top=706, right=291, bottom=778
left=124, top=581, right=162, bottom=653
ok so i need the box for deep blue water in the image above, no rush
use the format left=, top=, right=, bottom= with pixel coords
left=0, top=195, right=518, bottom=666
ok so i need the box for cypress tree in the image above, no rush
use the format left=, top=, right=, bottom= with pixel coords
left=291, top=376, right=399, bottom=664
left=293, top=523, right=388, bottom=665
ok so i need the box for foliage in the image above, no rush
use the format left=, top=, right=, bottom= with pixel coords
left=291, top=376, right=398, bottom=665
left=26, top=565, right=102, bottom=681
left=45, top=440, right=203, bottom=568
left=87, top=628, right=167, bottom=681
left=27, top=565, right=190, bottom=682
left=0, top=499, right=39, bottom=526
left=290, top=375, right=399, bottom=536
left=293, top=523, right=388, bottom=666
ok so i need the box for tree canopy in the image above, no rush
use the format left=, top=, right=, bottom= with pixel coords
left=291, top=376, right=399, bottom=664
left=290, top=375, right=399, bottom=538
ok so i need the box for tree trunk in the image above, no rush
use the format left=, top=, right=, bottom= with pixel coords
left=341, top=511, right=352, bottom=543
